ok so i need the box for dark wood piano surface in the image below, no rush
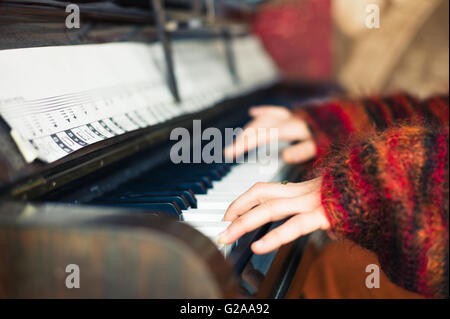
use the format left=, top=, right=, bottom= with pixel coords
left=0, top=201, right=239, bottom=298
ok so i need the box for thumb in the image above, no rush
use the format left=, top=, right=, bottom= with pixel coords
left=249, top=106, right=291, bottom=119
left=282, top=140, right=317, bottom=164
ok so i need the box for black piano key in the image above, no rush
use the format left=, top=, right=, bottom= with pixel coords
left=150, top=169, right=223, bottom=181
left=215, top=164, right=232, bottom=174
left=98, top=195, right=190, bottom=210
left=187, top=169, right=223, bottom=181
left=189, top=170, right=222, bottom=181
left=134, top=175, right=213, bottom=189
left=156, top=163, right=232, bottom=175
left=123, top=190, right=197, bottom=208
left=120, top=182, right=207, bottom=194
left=90, top=202, right=182, bottom=217
left=172, top=177, right=212, bottom=188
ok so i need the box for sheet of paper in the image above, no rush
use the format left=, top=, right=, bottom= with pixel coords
left=233, top=36, right=280, bottom=93
left=0, top=36, right=278, bottom=164
left=0, top=42, right=177, bottom=163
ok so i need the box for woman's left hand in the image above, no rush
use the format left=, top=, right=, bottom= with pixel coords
left=218, top=177, right=331, bottom=254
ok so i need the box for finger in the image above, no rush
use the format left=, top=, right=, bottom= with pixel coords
left=282, top=140, right=317, bottom=164
left=225, top=128, right=264, bottom=159
left=223, top=182, right=298, bottom=222
left=223, top=118, right=268, bottom=158
left=224, top=114, right=310, bottom=159
left=220, top=198, right=299, bottom=244
left=224, top=122, right=278, bottom=159
left=251, top=210, right=326, bottom=254
left=278, top=117, right=312, bottom=141
left=220, top=193, right=322, bottom=244
left=223, top=180, right=321, bottom=222
left=223, top=124, right=258, bottom=159
left=249, top=106, right=291, bottom=119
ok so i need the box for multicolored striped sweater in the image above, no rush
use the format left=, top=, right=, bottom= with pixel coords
left=295, top=94, right=449, bottom=298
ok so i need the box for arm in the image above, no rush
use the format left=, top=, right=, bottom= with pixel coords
left=294, top=94, right=449, bottom=157
left=221, top=121, right=448, bottom=298
left=320, top=123, right=449, bottom=298
left=224, top=94, right=448, bottom=164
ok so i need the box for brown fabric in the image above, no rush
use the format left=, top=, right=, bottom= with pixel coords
left=333, top=0, right=449, bottom=98
left=294, top=239, right=425, bottom=299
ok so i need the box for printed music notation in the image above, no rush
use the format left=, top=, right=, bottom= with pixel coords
left=0, top=36, right=278, bottom=163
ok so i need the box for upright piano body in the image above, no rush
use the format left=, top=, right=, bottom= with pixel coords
left=0, top=0, right=335, bottom=298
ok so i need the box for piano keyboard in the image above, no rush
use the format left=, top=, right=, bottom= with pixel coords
left=92, top=144, right=289, bottom=257
left=181, top=159, right=288, bottom=255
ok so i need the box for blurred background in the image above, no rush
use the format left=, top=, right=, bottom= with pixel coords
left=245, top=0, right=449, bottom=98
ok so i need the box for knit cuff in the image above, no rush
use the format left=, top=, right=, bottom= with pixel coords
left=318, top=145, right=384, bottom=246
left=292, top=108, right=333, bottom=159
left=321, top=169, right=361, bottom=239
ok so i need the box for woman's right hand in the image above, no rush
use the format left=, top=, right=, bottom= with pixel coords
left=224, top=106, right=317, bottom=164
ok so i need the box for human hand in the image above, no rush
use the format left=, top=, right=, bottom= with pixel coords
left=223, top=106, right=316, bottom=164
left=218, top=177, right=330, bottom=254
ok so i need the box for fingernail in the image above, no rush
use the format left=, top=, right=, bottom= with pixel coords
left=249, top=108, right=259, bottom=117
left=218, top=230, right=229, bottom=244
left=284, top=151, right=296, bottom=162
left=252, top=239, right=264, bottom=251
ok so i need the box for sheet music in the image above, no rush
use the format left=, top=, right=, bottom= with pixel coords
left=0, top=36, right=278, bottom=164
left=233, top=36, right=279, bottom=93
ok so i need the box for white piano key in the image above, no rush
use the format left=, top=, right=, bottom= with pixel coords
left=194, top=195, right=236, bottom=201
left=182, top=221, right=234, bottom=256
left=196, top=201, right=230, bottom=210
left=212, top=180, right=258, bottom=188
left=194, top=195, right=235, bottom=210
left=201, top=190, right=244, bottom=197
left=184, top=221, right=231, bottom=235
left=182, top=209, right=226, bottom=214
left=219, top=244, right=232, bottom=256
left=215, top=238, right=235, bottom=257
left=182, top=212, right=225, bottom=222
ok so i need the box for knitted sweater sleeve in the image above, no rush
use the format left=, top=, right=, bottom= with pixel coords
left=293, top=94, right=449, bottom=157
left=320, top=123, right=449, bottom=298
left=293, top=94, right=449, bottom=297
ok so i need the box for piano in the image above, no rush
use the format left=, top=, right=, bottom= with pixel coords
left=0, top=0, right=335, bottom=298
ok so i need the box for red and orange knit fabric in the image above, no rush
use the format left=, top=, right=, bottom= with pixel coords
left=251, top=0, right=332, bottom=82
left=294, top=94, right=449, bottom=298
